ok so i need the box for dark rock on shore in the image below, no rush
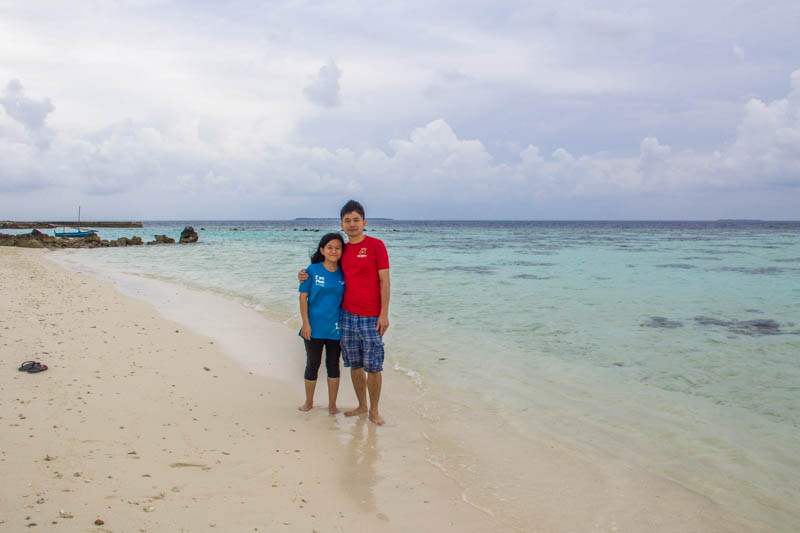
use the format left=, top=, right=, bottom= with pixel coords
left=179, top=226, right=198, bottom=243
left=147, top=235, right=176, bottom=245
left=109, top=236, right=144, bottom=247
left=2, top=228, right=195, bottom=248
left=0, top=229, right=145, bottom=249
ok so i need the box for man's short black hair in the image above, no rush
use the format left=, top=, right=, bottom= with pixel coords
left=340, top=199, right=365, bottom=220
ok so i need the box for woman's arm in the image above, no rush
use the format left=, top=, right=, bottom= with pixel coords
left=299, top=293, right=312, bottom=340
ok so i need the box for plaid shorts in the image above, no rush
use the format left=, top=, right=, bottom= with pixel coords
left=339, top=309, right=384, bottom=373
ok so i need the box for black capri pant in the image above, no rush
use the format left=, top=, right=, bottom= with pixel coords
left=303, top=338, right=341, bottom=381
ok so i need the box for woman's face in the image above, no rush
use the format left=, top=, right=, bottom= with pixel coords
left=321, top=239, right=343, bottom=262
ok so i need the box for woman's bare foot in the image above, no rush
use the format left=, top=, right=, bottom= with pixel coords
left=298, top=403, right=313, bottom=411
left=328, top=405, right=340, bottom=415
left=344, top=406, right=368, bottom=417
left=369, top=409, right=385, bottom=425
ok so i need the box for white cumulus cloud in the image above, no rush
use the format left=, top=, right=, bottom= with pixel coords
left=1, top=70, right=800, bottom=219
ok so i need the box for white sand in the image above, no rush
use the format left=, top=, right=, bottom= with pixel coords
left=0, top=247, right=764, bottom=532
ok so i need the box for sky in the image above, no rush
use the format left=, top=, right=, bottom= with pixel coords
left=1, top=0, right=799, bottom=220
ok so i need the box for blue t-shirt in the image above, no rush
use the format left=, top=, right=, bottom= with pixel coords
left=298, top=262, right=345, bottom=340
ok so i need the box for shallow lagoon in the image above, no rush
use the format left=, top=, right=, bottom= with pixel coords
left=58, top=220, right=800, bottom=529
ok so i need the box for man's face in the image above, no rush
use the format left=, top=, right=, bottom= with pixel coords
left=341, top=211, right=366, bottom=238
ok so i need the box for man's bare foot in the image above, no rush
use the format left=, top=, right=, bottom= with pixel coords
left=344, top=406, right=368, bottom=417
left=369, top=410, right=385, bottom=425
left=298, top=403, right=313, bottom=412
left=329, top=405, right=340, bottom=415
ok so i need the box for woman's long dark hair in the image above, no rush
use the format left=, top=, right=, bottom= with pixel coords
left=310, top=232, right=345, bottom=264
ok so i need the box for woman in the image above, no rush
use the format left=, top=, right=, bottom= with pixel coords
left=298, top=232, right=346, bottom=414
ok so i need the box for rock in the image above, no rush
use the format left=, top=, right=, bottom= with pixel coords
left=641, top=316, right=683, bottom=328
left=694, top=315, right=731, bottom=327
left=0, top=232, right=17, bottom=246
left=94, top=519, right=105, bottom=525
left=17, top=237, right=45, bottom=248
left=179, top=226, right=198, bottom=243
left=109, top=236, right=142, bottom=247
left=2, top=229, right=151, bottom=249
left=147, top=234, right=175, bottom=245
left=730, top=319, right=782, bottom=335
left=695, top=315, right=789, bottom=336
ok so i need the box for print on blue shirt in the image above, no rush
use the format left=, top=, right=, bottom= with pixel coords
left=298, top=262, right=345, bottom=340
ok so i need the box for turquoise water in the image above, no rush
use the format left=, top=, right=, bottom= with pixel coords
left=49, top=220, right=800, bottom=527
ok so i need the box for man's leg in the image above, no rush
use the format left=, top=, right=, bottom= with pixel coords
left=361, top=314, right=385, bottom=425
left=345, top=367, right=368, bottom=416
left=366, top=371, right=384, bottom=425
left=340, top=310, right=367, bottom=416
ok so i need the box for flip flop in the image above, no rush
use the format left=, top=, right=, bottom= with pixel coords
left=27, top=363, right=48, bottom=373
left=18, top=361, right=37, bottom=371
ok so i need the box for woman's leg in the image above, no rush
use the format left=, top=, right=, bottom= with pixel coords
left=300, top=339, right=324, bottom=411
left=325, top=339, right=342, bottom=414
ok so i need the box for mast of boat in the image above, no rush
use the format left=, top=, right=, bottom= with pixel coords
left=77, top=206, right=82, bottom=231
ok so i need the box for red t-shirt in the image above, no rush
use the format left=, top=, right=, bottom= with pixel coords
left=341, top=235, right=390, bottom=316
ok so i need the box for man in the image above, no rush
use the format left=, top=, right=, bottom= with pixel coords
left=300, top=200, right=390, bottom=425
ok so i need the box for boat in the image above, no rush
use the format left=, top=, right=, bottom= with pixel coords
left=54, top=229, right=98, bottom=237
left=54, top=206, right=98, bottom=238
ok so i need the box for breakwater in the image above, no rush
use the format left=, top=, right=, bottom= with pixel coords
left=0, top=221, right=143, bottom=229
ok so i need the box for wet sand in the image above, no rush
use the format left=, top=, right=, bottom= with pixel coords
left=0, top=247, right=762, bottom=531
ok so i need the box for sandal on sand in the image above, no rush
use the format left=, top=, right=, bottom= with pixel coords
left=27, top=363, right=48, bottom=373
left=18, top=361, right=37, bottom=371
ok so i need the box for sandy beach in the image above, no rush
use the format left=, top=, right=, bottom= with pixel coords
left=1, top=247, right=764, bottom=532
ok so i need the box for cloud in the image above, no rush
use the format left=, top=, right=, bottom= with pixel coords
left=1, top=70, right=800, bottom=218
left=302, top=59, right=342, bottom=108
left=710, top=70, right=800, bottom=183
left=733, top=44, right=745, bottom=60
left=0, top=80, right=55, bottom=131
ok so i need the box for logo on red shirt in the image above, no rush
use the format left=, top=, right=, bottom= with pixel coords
left=357, top=247, right=367, bottom=258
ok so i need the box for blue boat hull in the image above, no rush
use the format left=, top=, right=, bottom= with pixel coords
left=54, top=230, right=97, bottom=238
